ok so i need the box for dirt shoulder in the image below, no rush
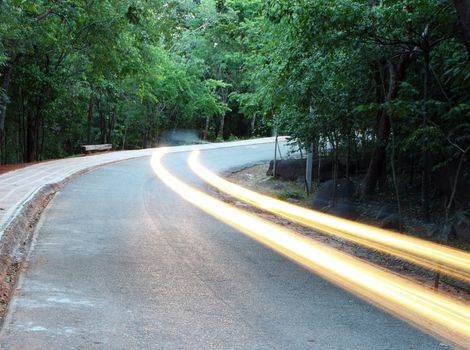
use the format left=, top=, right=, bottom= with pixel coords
left=211, top=163, right=470, bottom=302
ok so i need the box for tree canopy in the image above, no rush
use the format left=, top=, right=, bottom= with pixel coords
left=1, top=0, right=470, bottom=223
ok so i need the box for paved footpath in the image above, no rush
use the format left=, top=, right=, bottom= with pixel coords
left=0, top=138, right=281, bottom=238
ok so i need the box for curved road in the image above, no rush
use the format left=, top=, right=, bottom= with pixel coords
left=0, top=143, right=448, bottom=349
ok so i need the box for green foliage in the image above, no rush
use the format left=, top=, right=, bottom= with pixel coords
left=0, top=0, right=250, bottom=162
left=277, top=190, right=305, bottom=200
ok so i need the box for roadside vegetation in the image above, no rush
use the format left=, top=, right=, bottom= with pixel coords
left=1, top=1, right=470, bottom=238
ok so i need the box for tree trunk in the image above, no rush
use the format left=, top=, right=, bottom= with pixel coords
left=362, top=63, right=388, bottom=195
left=218, top=115, right=225, bottom=140
left=25, top=112, right=35, bottom=162
left=98, top=101, right=106, bottom=144
left=0, top=64, right=13, bottom=164
left=122, top=119, right=128, bottom=150
left=203, top=116, right=210, bottom=140
left=409, top=156, right=415, bottom=186
left=273, top=131, right=278, bottom=177
left=251, top=114, right=256, bottom=136
left=362, top=53, right=412, bottom=196
left=0, top=64, right=14, bottom=134
left=25, top=105, right=42, bottom=162
left=87, top=97, right=93, bottom=144
left=108, top=107, right=116, bottom=144
left=18, top=87, right=25, bottom=163
left=454, top=0, right=470, bottom=59
left=421, top=32, right=432, bottom=221
left=389, top=116, right=403, bottom=231
left=142, top=129, right=148, bottom=149
left=346, top=131, right=351, bottom=179
left=26, top=72, right=48, bottom=163
left=217, top=88, right=228, bottom=140
left=362, top=112, right=390, bottom=195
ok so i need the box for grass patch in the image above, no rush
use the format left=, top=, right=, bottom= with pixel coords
left=277, top=190, right=305, bottom=200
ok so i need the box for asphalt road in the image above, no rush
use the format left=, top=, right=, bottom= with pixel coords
left=0, top=142, right=448, bottom=349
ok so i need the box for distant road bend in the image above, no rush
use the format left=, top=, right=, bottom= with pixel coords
left=0, top=141, right=464, bottom=349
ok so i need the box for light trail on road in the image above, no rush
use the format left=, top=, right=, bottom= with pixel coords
left=151, top=149, right=470, bottom=348
left=188, top=150, right=470, bottom=284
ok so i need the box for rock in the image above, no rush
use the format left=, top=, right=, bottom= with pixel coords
left=455, top=218, right=470, bottom=242
left=311, top=180, right=334, bottom=210
left=425, top=223, right=441, bottom=238
left=267, top=159, right=306, bottom=181
left=443, top=224, right=458, bottom=242
left=426, top=223, right=460, bottom=242
left=379, top=214, right=401, bottom=231
left=311, top=178, right=356, bottom=210
left=335, top=178, right=355, bottom=200
left=433, top=161, right=470, bottom=207
left=326, top=200, right=359, bottom=220
left=431, top=224, right=457, bottom=243
left=267, top=157, right=349, bottom=183
left=312, top=178, right=358, bottom=220
left=375, top=205, right=395, bottom=220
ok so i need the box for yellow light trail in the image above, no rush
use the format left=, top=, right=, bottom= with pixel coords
left=188, top=150, right=470, bottom=283
left=151, top=149, right=470, bottom=348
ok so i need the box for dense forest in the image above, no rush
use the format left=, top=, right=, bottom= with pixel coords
left=1, top=1, right=470, bottom=231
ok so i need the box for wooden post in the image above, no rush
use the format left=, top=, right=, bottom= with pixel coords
left=306, top=143, right=313, bottom=194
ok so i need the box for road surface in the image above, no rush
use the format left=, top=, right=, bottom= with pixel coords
left=0, top=142, right=448, bottom=349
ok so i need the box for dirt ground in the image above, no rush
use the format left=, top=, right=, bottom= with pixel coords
left=213, top=163, right=470, bottom=302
